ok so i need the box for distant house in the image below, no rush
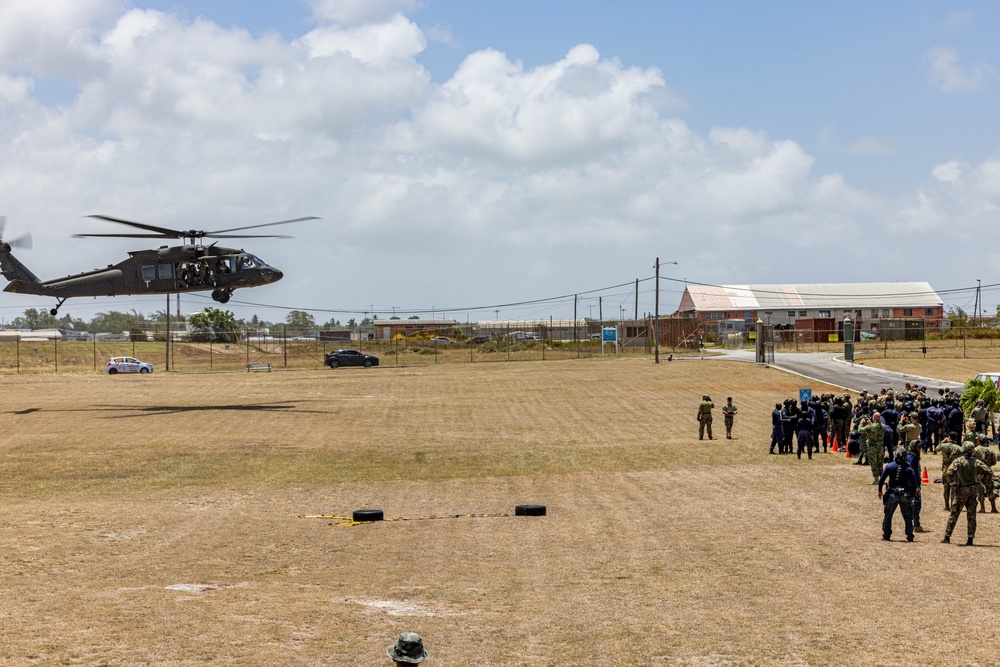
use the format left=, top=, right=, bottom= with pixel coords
left=677, top=282, right=945, bottom=336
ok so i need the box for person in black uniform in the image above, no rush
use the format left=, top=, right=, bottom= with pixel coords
left=812, top=397, right=829, bottom=453
left=769, top=403, right=783, bottom=454
left=797, top=401, right=815, bottom=460
left=878, top=446, right=918, bottom=541
left=781, top=400, right=798, bottom=455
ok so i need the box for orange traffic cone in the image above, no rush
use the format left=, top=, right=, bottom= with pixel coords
left=921, top=466, right=930, bottom=484
left=845, top=444, right=851, bottom=459
left=832, top=437, right=839, bottom=453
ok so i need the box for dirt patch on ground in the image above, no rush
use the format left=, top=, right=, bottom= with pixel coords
left=0, top=360, right=993, bottom=665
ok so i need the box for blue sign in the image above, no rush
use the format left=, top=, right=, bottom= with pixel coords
left=602, top=327, right=618, bottom=343
left=799, top=388, right=812, bottom=403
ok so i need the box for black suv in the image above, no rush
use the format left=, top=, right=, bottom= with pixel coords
left=325, top=349, right=379, bottom=369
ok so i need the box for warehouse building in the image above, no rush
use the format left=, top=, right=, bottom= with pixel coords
left=676, top=282, right=945, bottom=338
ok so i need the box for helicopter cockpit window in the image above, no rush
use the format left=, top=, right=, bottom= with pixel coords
left=141, top=265, right=156, bottom=281
left=238, top=255, right=258, bottom=270
left=157, top=263, right=173, bottom=279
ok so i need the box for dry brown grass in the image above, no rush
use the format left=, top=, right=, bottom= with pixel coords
left=0, top=358, right=995, bottom=666
left=851, top=357, right=1000, bottom=384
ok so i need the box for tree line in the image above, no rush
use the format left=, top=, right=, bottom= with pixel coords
left=3, top=308, right=356, bottom=334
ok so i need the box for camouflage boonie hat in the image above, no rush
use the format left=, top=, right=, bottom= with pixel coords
left=387, top=633, right=428, bottom=663
left=962, top=442, right=975, bottom=455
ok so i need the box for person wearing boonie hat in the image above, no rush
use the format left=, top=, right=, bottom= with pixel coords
left=387, top=632, right=428, bottom=664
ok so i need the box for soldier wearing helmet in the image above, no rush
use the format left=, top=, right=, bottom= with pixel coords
left=697, top=395, right=714, bottom=440
left=942, top=441, right=994, bottom=546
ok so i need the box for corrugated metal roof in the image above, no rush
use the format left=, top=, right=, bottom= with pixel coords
left=680, top=282, right=942, bottom=312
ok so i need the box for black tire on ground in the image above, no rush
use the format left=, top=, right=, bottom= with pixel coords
left=363, top=360, right=373, bottom=368
left=108, top=368, right=118, bottom=375
left=514, top=504, right=546, bottom=517
left=352, top=509, right=384, bottom=522
left=139, top=367, right=150, bottom=374
left=328, top=360, right=339, bottom=369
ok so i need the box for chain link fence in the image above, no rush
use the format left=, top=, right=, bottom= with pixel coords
left=0, top=317, right=708, bottom=374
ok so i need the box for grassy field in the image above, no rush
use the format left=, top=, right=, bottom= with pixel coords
left=851, top=357, right=998, bottom=384
left=0, top=338, right=688, bottom=374
left=0, top=358, right=996, bottom=666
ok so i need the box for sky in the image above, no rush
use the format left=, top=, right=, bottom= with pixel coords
left=1, top=0, right=999, bottom=325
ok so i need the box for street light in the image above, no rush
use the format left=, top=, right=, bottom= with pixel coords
left=653, top=258, right=679, bottom=364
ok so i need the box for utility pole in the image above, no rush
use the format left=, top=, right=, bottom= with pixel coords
left=654, top=258, right=660, bottom=363
left=634, top=278, right=639, bottom=320
left=165, top=293, right=170, bottom=372
left=976, top=278, right=982, bottom=326
left=653, top=258, right=679, bottom=364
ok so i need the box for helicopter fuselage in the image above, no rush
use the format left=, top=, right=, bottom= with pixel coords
left=0, top=242, right=283, bottom=309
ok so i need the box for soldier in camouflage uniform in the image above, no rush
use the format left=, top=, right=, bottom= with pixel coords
left=722, top=397, right=737, bottom=439
left=697, top=395, right=714, bottom=440
left=935, top=434, right=963, bottom=510
left=971, top=399, right=989, bottom=435
left=942, top=442, right=994, bottom=546
left=899, top=413, right=921, bottom=452
left=859, top=413, right=887, bottom=484
left=973, top=433, right=998, bottom=513
left=386, top=632, right=428, bottom=664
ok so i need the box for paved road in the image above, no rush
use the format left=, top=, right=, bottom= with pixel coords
left=710, top=349, right=964, bottom=393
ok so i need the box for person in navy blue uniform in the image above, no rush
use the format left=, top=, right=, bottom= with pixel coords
left=811, top=398, right=829, bottom=453
left=946, top=400, right=965, bottom=439
left=770, top=403, right=783, bottom=454
left=881, top=403, right=900, bottom=450
left=878, top=446, right=918, bottom=541
left=926, top=399, right=945, bottom=449
left=781, top=400, right=797, bottom=455
left=796, top=401, right=815, bottom=460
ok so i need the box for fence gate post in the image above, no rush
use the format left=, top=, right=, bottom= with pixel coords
left=844, top=315, right=854, bottom=363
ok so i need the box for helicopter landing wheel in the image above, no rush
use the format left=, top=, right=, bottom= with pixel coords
left=50, top=298, right=67, bottom=317
left=211, top=288, right=232, bottom=304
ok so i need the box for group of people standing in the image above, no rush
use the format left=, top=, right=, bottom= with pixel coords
left=780, top=384, right=999, bottom=546
left=768, top=392, right=847, bottom=459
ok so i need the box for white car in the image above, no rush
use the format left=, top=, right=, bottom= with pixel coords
left=106, top=356, right=154, bottom=374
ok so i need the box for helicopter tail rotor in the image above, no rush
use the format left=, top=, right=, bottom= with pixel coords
left=0, top=216, right=33, bottom=251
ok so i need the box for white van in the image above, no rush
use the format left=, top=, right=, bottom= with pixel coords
left=973, top=373, right=1000, bottom=389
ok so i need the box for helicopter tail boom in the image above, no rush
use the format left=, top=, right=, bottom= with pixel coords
left=0, top=242, right=44, bottom=295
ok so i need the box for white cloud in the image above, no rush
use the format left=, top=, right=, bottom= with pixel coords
left=945, top=11, right=973, bottom=30
left=0, top=0, right=115, bottom=76
left=922, top=46, right=993, bottom=92
left=897, top=156, right=1000, bottom=234
left=0, top=5, right=994, bottom=318
left=306, top=0, right=421, bottom=27
left=818, top=126, right=895, bottom=156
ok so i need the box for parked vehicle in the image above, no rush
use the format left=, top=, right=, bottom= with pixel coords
left=429, top=337, right=456, bottom=345
left=325, top=349, right=379, bottom=369
left=973, top=373, right=1000, bottom=389
left=106, top=356, right=154, bottom=374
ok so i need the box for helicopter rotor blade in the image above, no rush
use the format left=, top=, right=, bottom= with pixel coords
left=8, top=232, right=31, bottom=250
left=86, top=215, right=185, bottom=238
left=0, top=217, right=32, bottom=250
left=206, top=216, right=319, bottom=235
left=203, top=233, right=294, bottom=239
left=74, top=233, right=175, bottom=239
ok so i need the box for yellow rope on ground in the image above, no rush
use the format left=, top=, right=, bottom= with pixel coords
left=305, top=512, right=514, bottom=527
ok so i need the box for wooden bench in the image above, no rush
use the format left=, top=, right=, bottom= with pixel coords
left=246, top=362, right=271, bottom=372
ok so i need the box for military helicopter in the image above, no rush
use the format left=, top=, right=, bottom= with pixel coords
left=0, top=214, right=317, bottom=315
